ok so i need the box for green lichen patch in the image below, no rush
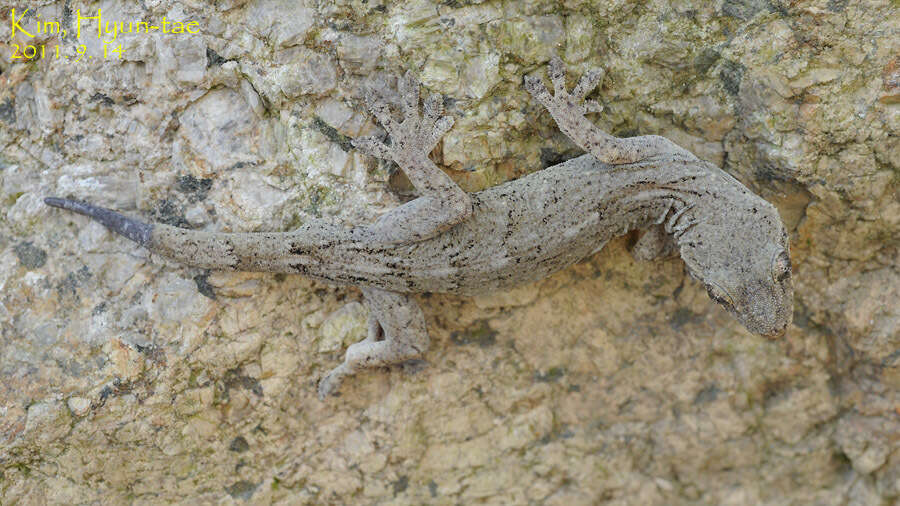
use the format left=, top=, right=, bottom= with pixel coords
left=13, top=241, right=47, bottom=269
left=450, top=320, right=498, bottom=347
left=229, top=436, right=250, bottom=453
left=225, top=480, right=258, bottom=500
left=0, top=98, right=15, bottom=125
left=176, top=175, right=214, bottom=202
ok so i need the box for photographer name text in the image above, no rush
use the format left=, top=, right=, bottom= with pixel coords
left=8, top=8, right=201, bottom=61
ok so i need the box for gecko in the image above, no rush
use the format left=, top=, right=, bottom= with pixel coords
left=44, top=57, right=794, bottom=398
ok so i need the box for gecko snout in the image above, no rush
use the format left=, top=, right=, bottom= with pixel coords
left=739, top=280, right=793, bottom=339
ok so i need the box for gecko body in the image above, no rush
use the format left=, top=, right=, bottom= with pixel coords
left=46, top=58, right=793, bottom=397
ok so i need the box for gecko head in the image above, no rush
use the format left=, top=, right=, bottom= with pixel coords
left=676, top=188, right=793, bottom=338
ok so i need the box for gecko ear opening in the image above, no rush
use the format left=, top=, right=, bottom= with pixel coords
left=772, top=250, right=791, bottom=283
left=704, top=282, right=734, bottom=310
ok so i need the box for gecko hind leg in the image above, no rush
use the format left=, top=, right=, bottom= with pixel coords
left=352, top=72, right=472, bottom=245
left=524, top=56, right=694, bottom=165
left=318, top=287, right=429, bottom=398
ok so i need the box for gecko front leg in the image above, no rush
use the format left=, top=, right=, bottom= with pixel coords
left=525, top=56, right=695, bottom=164
left=318, top=287, right=429, bottom=398
left=353, top=72, right=472, bottom=245
left=631, top=225, right=678, bottom=261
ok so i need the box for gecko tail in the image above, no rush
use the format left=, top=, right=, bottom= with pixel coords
left=44, top=197, right=153, bottom=246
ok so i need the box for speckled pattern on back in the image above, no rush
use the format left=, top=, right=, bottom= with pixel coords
left=45, top=57, right=793, bottom=398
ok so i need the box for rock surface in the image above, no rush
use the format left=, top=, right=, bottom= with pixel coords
left=1, top=1, right=897, bottom=504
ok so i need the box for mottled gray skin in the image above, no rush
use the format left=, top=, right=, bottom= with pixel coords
left=45, top=58, right=793, bottom=398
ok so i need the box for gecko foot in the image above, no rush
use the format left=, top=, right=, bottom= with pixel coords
left=524, top=56, right=691, bottom=165
left=317, top=312, right=383, bottom=399
left=631, top=225, right=678, bottom=262
left=317, top=335, right=426, bottom=399
left=524, top=55, right=604, bottom=125
left=350, top=72, right=472, bottom=245
left=318, top=288, right=429, bottom=400
left=352, top=71, right=454, bottom=167
left=318, top=364, right=350, bottom=399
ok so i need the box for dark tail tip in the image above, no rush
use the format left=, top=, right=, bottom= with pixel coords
left=44, top=197, right=65, bottom=208
left=44, top=197, right=153, bottom=246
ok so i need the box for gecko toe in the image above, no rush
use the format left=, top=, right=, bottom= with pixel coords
left=317, top=373, right=341, bottom=400
left=523, top=76, right=551, bottom=103
left=352, top=136, right=392, bottom=159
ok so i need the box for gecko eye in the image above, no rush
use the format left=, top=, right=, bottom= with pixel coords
left=705, top=283, right=734, bottom=309
left=772, top=250, right=791, bottom=283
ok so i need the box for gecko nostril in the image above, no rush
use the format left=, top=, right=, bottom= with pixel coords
left=763, top=323, right=788, bottom=339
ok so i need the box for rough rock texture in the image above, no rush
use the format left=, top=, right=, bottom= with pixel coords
left=1, top=0, right=897, bottom=504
